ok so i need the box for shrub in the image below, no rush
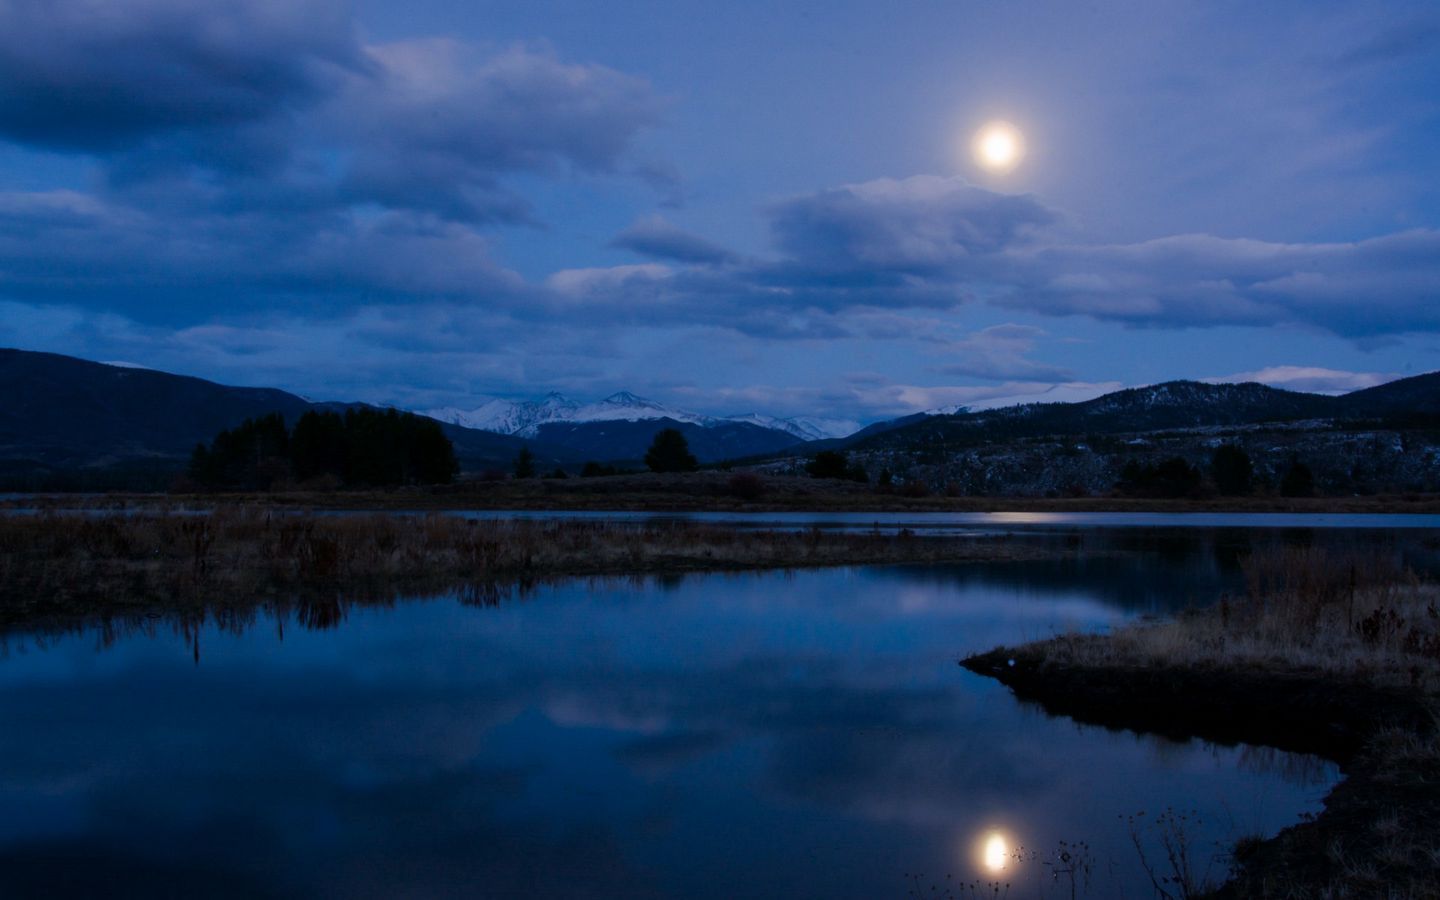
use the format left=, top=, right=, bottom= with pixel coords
left=1280, top=458, right=1315, bottom=497
left=727, top=472, right=765, bottom=500
left=1211, top=444, right=1253, bottom=495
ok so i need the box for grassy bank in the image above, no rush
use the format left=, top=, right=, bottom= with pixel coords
left=8, top=471, right=1440, bottom=513
left=0, top=508, right=1058, bottom=636
left=963, top=548, right=1440, bottom=898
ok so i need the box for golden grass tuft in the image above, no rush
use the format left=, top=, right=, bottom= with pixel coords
left=1036, top=546, right=1440, bottom=691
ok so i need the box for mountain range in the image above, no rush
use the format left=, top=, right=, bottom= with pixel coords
left=424, top=393, right=859, bottom=442
left=421, top=390, right=861, bottom=468
left=3, top=346, right=1438, bottom=491
left=831, top=374, right=1440, bottom=455
left=0, top=349, right=552, bottom=487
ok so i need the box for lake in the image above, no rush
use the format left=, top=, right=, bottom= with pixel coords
left=3, top=524, right=1423, bottom=898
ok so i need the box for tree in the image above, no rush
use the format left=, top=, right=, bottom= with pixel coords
left=1210, top=444, right=1253, bottom=495
left=188, top=413, right=290, bottom=489
left=806, top=450, right=850, bottom=479
left=513, top=447, right=536, bottom=479
left=291, top=410, right=347, bottom=482
left=1280, top=458, right=1315, bottom=497
left=644, top=428, right=697, bottom=472
left=1117, top=456, right=1202, bottom=498
left=188, top=408, right=456, bottom=490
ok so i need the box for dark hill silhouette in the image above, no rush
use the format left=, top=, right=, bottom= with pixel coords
left=841, top=377, right=1439, bottom=452
left=0, top=349, right=573, bottom=485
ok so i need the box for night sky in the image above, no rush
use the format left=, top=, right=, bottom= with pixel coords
left=1, top=0, right=1437, bottom=422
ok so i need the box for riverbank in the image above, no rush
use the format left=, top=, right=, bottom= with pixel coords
left=0, top=508, right=1065, bottom=635
left=7, top=472, right=1440, bottom=513
left=962, top=549, right=1440, bottom=897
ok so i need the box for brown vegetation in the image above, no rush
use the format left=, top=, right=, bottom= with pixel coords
left=963, top=547, right=1440, bottom=898
left=8, top=471, right=1440, bottom=513
left=0, top=508, right=1052, bottom=634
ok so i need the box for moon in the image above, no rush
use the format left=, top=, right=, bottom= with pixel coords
left=972, top=121, right=1025, bottom=174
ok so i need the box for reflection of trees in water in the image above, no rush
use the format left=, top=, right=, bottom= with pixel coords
left=0, top=570, right=723, bottom=657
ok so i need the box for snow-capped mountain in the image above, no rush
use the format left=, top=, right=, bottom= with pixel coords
left=724, top=413, right=861, bottom=441
left=425, top=392, right=581, bottom=436
left=423, top=392, right=860, bottom=441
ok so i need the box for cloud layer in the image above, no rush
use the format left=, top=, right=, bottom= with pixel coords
left=0, top=0, right=1434, bottom=420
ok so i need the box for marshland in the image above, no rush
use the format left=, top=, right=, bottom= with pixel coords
left=4, top=505, right=1440, bottom=896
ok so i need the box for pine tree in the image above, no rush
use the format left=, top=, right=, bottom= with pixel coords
left=644, top=428, right=697, bottom=473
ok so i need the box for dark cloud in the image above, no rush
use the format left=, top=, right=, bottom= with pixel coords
left=609, top=215, right=737, bottom=265
left=0, top=0, right=365, bottom=153
left=0, top=1, right=667, bottom=319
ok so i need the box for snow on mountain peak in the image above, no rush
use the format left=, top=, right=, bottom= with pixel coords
left=421, top=391, right=860, bottom=440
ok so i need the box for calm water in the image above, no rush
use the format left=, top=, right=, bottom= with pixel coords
left=1, top=530, right=1402, bottom=898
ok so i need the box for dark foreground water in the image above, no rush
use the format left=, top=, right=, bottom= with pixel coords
left=2, top=531, right=1401, bottom=898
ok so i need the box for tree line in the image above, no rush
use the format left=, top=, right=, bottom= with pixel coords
left=188, top=408, right=457, bottom=490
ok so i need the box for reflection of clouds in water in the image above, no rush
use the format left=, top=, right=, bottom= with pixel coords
left=0, top=565, right=1341, bottom=898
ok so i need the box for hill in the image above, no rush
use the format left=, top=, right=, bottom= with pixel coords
left=0, top=349, right=566, bottom=487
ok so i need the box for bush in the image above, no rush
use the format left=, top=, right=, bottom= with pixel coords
left=899, top=480, right=930, bottom=498
left=1280, top=458, right=1315, bottom=497
left=1117, top=457, right=1203, bottom=498
left=727, top=472, right=765, bottom=500
left=806, top=450, right=850, bottom=479
left=1211, top=444, right=1253, bottom=495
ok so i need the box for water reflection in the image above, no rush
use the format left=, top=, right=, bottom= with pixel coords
left=980, top=829, right=1010, bottom=873
left=0, top=535, right=1360, bottom=898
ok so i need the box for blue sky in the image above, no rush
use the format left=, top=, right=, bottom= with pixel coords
left=1, top=0, right=1437, bottom=421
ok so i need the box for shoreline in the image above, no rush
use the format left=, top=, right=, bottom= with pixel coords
left=0, top=508, right=1075, bottom=637
left=8, top=478, right=1440, bottom=515
left=962, top=638, right=1440, bottom=896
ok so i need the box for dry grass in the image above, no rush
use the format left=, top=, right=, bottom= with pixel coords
left=967, top=545, right=1440, bottom=899
left=0, top=508, right=1050, bottom=634
left=1033, top=546, right=1440, bottom=691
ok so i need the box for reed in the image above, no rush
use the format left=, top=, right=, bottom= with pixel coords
left=0, top=508, right=1048, bottom=632
left=1031, top=546, right=1440, bottom=691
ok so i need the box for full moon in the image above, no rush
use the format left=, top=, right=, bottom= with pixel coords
left=972, top=121, right=1025, bottom=173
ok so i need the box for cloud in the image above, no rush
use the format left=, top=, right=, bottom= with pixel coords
left=566, top=177, right=1440, bottom=344
left=1003, top=229, right=1440, bottom=337
left=609, top=216, right=737, bottom=265
left=1203, top=365, right=1401, bottom=395
left=0, top=0, right=365, bottom=153
left=670, top=376, right=1123, bottom=420
left=333, top=40, right=664, bottom=224
left=768, top=175, right=1057, bottom=274
left=0, top=1, right=667, bottom=318
left=931, top=324, right=1073, bottom=382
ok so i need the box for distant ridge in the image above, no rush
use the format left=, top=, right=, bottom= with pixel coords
left=422, top=389, right=860, bottom=463
left=0, top=349, right=567, bottom=486
left=835, top=376, right=1440, bottom=453
left=424, top=391, right=860, bottom=442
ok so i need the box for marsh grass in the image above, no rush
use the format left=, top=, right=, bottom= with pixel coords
left=0, top=508, right=1051, bottom=636
left=970, top=544, right=1440, bottom=898
left=1032, top=545, right=1440, bottom=691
